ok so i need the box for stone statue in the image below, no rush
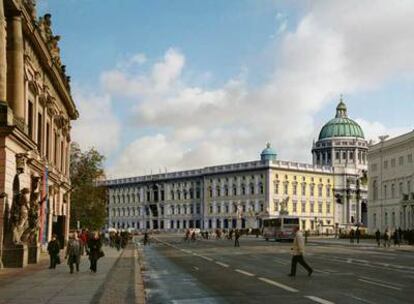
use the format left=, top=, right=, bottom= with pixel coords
left=24, top=0, right=37, bottom=20
left=21, top=177, right=43, bottom=244
left=38, top=13, right=53, bottom=42
left=48, top=35, right=61, bottom=66
left=11, top=188, right=30, bottom=244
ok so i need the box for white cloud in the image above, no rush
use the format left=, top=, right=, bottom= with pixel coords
left=355, top=119, right=411, bottom=145
left=103, top=1, right=414, bottom=177
left=71, top=89, right=121, bottom=156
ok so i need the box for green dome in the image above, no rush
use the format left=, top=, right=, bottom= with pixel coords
left=261, top=143, right=277, bottom=161
left=318, top=98, right=365, bottom=140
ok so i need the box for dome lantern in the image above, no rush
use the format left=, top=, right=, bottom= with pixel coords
left=260, top=142, right=277, bottom=161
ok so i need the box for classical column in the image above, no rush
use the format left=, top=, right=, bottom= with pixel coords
left=0, top=0, right=6, bottom=102
left=7, top=13, right=25, bottom=123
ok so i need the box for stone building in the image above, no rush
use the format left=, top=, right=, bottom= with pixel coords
left=0, top=0, right=78, bottom=267
left=312, top=99, right=368, bottom=227
left=103, top=146, right=335, bottom=233
left=368, top=131, right=414, bottom=232
left=102, top=99, right=366, bottom=234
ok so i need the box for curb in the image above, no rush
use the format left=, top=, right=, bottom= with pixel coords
left=134, top=242, right=146, bottom=304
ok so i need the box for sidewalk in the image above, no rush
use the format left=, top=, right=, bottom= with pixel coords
left=308, top=237, right=414, bottom=251
left=0, top=246, right=122, bottom=304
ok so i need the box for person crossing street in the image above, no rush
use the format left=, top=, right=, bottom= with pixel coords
left=288, top=226, right=313, bottom=277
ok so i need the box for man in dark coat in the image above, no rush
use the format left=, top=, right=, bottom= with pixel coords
left=87, top=232, right=103, bottom=273
left=375, top=229, right=381, bottom=247
left=65, top=233, right=81, bottom=273
left=47, top=234, right=60, bottom=269
left=234, top=229, right=240, bottom=247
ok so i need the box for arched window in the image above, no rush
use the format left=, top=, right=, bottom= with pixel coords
left=241, top=184, right=246, bottom=195
left=171, top=190, right=175, bottom=200
left=259, top=182, right=264, bottom=194
left=250, top=183, right=255, bottom=195
left=216, top=186, right=221, bottom=197
left=233, top=185, right=237, bottom=196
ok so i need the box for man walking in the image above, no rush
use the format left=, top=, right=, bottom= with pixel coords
left=375, top=229, right=381, bottom=247
left=47, top=234, right=60, bottom=269
left=234, top=229, right=240, bottom=247
left=65, top=233, right=81, bottom=274
left=288, top=226, right=313, bottom=277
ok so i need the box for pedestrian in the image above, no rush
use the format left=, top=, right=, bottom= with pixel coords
left=375, top=229, right=381, bottom=247
left=191, top=230, right=196, bottom=242
left=79, top=229, right=88, bottom=255
left=383, top=228, right=391, bottom=248
left=355, top=227, right=361, bottom=244
left=229, top=229, right=234, bottom=240
left=304, top=230, right=309, bottom=244
left=65, top=233, right=81, bottom=274
left=288, top=226, right=313, bottom=277
left=349, top=229, right=355, bottom=243
left=234, top=229, right=240, bottom=247
left=184, top=229, right=190, bottom=242
left=47, top=234, right=60, bottom=269
left=393, top=229, right=400, bottom=247
left=87, top=232, right=103, bottom=273
left=143, top=231, right=149, bottom=246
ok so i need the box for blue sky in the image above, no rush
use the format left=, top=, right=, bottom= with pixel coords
left=38, top=0, right=414, bottom=177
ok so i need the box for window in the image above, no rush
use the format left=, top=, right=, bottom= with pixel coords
left=336, top=151, right=340, bottom=160
left=301, top=202, right=306, bottom=213
left=399, top=182, right=403, bottom=197
left=46, top=123, right=50, bottom=160
left=408, top=154, right=413, bottom=163
left=391, top=183, right=395, bottom=198
left=293, top=201, right=297, bottom=213
left=242, top=185, right=246, bottom=195
left=310, top=203, right=314, bottom=213
left=293, top=184, right=297, bottom=195
left=216, top=186, right=221, bottom=197
left=60, top=141, right=64, bottom=172
left=383, top=184, right=387, bottom=199
left=326, top=186, right=331, bottom=197
left=391, top=159, right=396, bottom=168
left=27, top=100, right=34, bottom=139
left=399, top=156, right=404, bottom=166
left=318, top=185, right=322, bottom=197
left=342, top=151, right=347, bottom=160
left=326, top=203, right=331, bottom=214
left=260, top=183, right=264, bottom=194
left=225, top=204, right=229, bottom=213
left=209, top=205, right=213, bottom=214
left=37, top=113, right=43, bottom=153
left=274, top=201, right=279, bottom=212
left=318, top=203, right=322, bottom=213
left=225, top=186, right=229, bottom=196
left=284, top=183, right=288, bottom=195
left=301, top=184, right=306, bottom=196
left=274, top=182, right=279, bottom=194
left=233, top=185, right=237, bottom=196
left=310, top=185, right=314, bottom=196
left=384, top=160, right=388, bottom=169
left=349, top=151, right=354, bottom=161
left=250, top=184, right=255, bottom=195
left=209, top=187, right=212, bottom=197
left=54, top=131, right=58, bottom=166
left=373, top=213, right=376, bottom=227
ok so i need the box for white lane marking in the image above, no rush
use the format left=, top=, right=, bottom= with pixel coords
left=199, top=255, right=213, bottom=262
left=235, top=269, right=255, bottom=277
left=215, top=261, right=229, bottom=268
left=258, top=277, right=298, bottom=293
left=313, top=269, right=330, bottom=274
left=348, top=295, right=377, bottom=304
left=193, top=266, right=199, bottom=271
left=358, top=279, right=402, bottom=291
left=359, top=276, right=404, bottom=287
left=304, top=296, right=335, bottom=304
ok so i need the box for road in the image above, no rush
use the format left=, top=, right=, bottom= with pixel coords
left=139, top=234, right=414, bottom=304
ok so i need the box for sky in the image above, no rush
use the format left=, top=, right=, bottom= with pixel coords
left=37, top=0, right=414, bottom=178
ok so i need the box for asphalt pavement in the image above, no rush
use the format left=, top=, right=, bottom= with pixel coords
left=139, top=234, right=414, bottom=304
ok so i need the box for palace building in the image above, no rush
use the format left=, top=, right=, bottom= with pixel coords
left=0, top=0, right=78, bottom=267
left=368, top=131, right=414, bottom=232
left=102, top=99, right=368, bottom=234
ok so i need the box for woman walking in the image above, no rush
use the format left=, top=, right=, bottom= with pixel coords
left=47, top=234, right=60, bottom=269
left=87, top=232, right=103, bottom=273
left=65, top=233, right=81, bottom=274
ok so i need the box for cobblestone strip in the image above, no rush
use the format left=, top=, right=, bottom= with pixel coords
left=135, top=243, right=146, bottom=304
left=94, top=245, right=135, bottom=304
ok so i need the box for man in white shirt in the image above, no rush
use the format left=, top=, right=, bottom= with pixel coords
left=288, top=226, right=313, bottom=277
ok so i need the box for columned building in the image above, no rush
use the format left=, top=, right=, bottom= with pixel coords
left=103, top=146, right=335, bottom=234
left=102, top=100, right=365, bottom=234
left=312, top=99, right=368, bottom=227
left=0, top=0, right=78, bottom=268
left=368, top=131, right=414, bottom=232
